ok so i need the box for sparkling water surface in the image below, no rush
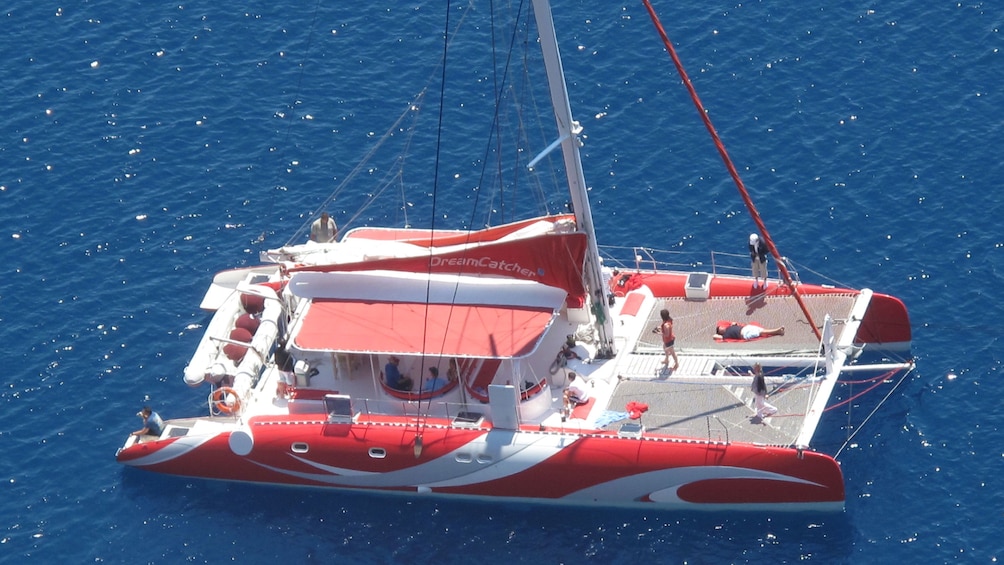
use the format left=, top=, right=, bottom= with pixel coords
left=2, top=1, right=1002, bottom=562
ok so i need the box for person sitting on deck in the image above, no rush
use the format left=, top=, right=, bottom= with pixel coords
left=714, top=322, right=785, bottom=341
left=132, top=406, right=164, bottom=438
left=422, top=366, right=447, bottom=392
left=563, top=372, right=590, bottom=413
left=384, top=356, right=413, bottom=391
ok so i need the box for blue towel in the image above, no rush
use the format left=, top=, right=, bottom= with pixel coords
left=595, top=410, right=629, bottom=428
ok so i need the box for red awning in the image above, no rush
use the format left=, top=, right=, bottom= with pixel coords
left=291, top=299, right=556, bottom=358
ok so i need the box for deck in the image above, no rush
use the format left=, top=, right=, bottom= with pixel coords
left=228, top=283, right=863, bottom=450
left=588, top=289, right=862, bottom=447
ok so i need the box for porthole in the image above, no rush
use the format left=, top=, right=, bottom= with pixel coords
left=291, top=442, right=309, bottom=454
left=369, top=447, right=387, bottom=459
left=476, top=454, right=493, bottom=464
left=455, top=453, right=472, bottom=463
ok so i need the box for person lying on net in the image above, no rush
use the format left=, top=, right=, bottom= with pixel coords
left=714, top=322, right=784, bottom=341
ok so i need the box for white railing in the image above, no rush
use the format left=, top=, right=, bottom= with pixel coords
left=598, top=245, right=802, bottom=285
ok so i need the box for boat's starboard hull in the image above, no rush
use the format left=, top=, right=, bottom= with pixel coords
left=117, top=416, right=844, bottom=511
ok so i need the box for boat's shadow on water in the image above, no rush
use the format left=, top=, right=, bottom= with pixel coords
left=120, top=468, right=855, bottom=562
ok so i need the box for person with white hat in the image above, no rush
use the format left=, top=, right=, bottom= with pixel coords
left=748, top=233, right=768, bottom=288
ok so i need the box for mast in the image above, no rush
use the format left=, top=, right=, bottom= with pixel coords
left=530, top=0, right=615, bottom=358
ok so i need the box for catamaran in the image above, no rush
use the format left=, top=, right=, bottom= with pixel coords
left=116, top=0, right=913, bottom=510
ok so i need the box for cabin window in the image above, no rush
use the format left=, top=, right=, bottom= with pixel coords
left=455, top=453, right=472, bottom=463
left=476, top=454, right=493, bottom=464
left=291, top=442, right=309, bottom=454
left=369, top=448, right=387, bottom=459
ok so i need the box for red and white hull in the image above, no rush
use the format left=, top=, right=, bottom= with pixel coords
left=117, top=414, right=844, bottom=510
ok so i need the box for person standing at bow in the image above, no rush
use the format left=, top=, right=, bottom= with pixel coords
left=749, top=233, right=768, bottom=288
left=310, top=211, right=338, bottom=243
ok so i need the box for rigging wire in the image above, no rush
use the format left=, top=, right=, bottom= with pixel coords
left=413, top=0, right=457, bottom=425
left=489, top=0, right=504, bottom=225
left=273, top=1, right=554, bottom=248
left=824, top=369, right=901, bottom=413
left=833, top=365, right=914, bottom=459
left=276, top=5, right=479, bottom=246
left=258, top=0, right=326, bottom=245
left=421, top=0, right=541, bottom=406
left=283, top=2, right=482, bottom=437
left=494, top=2, right=558, bottom=224
left=468, top=0, right=531, bottom=231
left=282, top=90, right=429, bottom=244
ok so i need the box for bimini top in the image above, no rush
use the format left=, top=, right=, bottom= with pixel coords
left=284, top=270, right=568, bottom=359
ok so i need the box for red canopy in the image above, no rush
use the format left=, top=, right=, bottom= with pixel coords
left=292, top=299, right=557, bottom=358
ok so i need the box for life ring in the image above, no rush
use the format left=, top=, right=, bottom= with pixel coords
left=212, top=386, right=241, bottom=414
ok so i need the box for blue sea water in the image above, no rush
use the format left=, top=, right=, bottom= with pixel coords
left=2, top=0, right=1002, bottom=562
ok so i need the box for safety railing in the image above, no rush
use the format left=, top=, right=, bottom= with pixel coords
left=598, top=244, right=799, bottom=284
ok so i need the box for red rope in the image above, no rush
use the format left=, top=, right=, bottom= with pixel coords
left=639, top=0, right=821, bottom=340
left=760, top=368, right=903, bottom=418
left=823, top=368, right=902, bottom=412
left=726, top=364, right=901, bottom=419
